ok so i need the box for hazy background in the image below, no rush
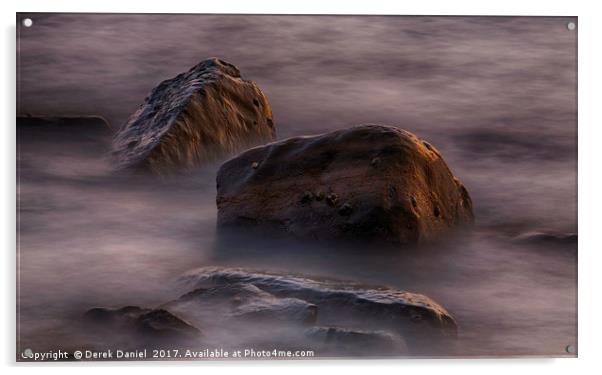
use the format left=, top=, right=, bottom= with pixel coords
left=17, top=14, right=577, bottom=357
left=17, top=14, right=577, bottom=230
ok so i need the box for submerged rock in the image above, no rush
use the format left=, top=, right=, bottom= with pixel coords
left=82, top=267, right=456, bottom=355
left=17, top=115, right=112, bottom=133
left=180, top=267, right=458, bottom=347
left=216, top=124, right=473, bottom=246
left=164, top=283, right=318, bottom=327
left=17, top=115, right=112, bottom=145
left=112, top=58, right=275, bottom=173
left=305, top=326, right=407, bottom=356
left=513, top=231, right=577, bottom=247
left=84, top=306, right=200, bottom=345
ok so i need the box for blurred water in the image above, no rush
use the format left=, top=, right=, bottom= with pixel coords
left=16, top=14, right=577, bottom=357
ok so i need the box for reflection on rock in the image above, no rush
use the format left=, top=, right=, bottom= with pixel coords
left=217, top=124, right=473, bottom=246
left=112, top=58, right=275, bottom=174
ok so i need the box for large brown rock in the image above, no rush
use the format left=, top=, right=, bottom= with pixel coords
left=112, top=58, right=275, bottom=173
left=216, top=124, right=474, bottom=246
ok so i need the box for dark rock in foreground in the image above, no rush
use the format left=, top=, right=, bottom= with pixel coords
left=84, top=306, right=200, bottom=346
left=164, top=283, right=318, bottom=327
left=217, top=124, right=474, bottom=246
left=112, top=58, right=275, bottom=173
left=180, top=267, right=458, bottom=350
left=83, top=267, right=456, bottom=356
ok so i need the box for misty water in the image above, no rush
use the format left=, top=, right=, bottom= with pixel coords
left=17, top=14, right=576, bottom=357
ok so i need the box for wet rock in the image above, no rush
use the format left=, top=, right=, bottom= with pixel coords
left=180, top=267, right=458, bottom=346
left=82, top=267, right=455, bottom=355
left=111, top=58, right=275, bottom=173
left=84, top=306, right=201, bottom=344
left=216, top=124, right=474, bottom=245
left=164, top=283, right=318, bottom=327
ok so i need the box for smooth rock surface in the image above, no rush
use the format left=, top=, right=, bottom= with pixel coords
left=112, top=58, right=275, bottom=173
left=216, top=124, right=473, bottom=245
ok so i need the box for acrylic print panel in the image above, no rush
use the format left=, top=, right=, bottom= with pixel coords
left=16, top=13, right=577, bottom=361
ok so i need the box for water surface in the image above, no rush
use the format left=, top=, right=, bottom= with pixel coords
left=17, top=14, right=577, bottom=358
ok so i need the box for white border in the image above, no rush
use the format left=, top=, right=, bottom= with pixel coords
left=3, top=0, right=601, bottom=374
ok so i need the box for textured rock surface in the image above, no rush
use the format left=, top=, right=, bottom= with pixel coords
left=164, top=283, right=318, bottom=327
left=216, top=124, right=474, bottom=245
left=112, top=58, right=275, bottom=173
left=180, top=267, right=458, bottom=342
left=82, top=267, right=456, bottom=355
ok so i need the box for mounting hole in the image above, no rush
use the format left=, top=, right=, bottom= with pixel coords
left=565, top=344, right=576, bottom=354
left=567, top=22, right=576, bottom=31
left=22, top=18, right=33, bottom=27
